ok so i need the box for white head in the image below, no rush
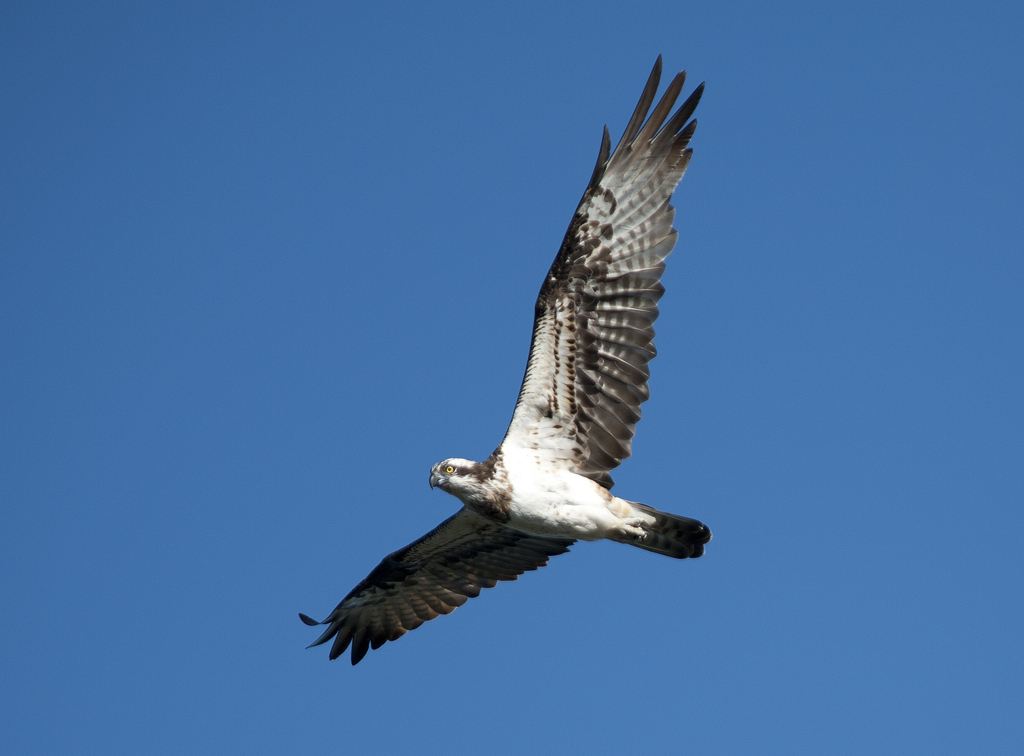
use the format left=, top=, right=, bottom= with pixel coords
left=428, top=458, right=479, bottom=494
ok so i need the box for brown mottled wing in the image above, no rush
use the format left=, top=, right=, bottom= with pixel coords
left=502, top=57, right=704, bottom=489
left=299, top=508, right=573, bottom=665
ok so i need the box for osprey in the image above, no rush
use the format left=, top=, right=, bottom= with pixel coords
left=301, top=57, right=710, bottom=665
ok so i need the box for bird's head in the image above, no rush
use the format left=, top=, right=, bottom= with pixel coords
left=429, top=458, right=478, bottom=495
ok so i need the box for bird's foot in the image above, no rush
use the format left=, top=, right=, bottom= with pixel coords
left=617, top=517, right=647, bottom=541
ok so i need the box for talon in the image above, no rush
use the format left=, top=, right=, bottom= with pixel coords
left=618, top=517, right=647, bottom=540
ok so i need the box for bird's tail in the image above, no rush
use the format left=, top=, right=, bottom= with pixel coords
left=615, top=502, right=712, bottom=559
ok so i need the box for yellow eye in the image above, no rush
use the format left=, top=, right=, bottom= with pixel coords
left=445, top=465, right=455, bottom=474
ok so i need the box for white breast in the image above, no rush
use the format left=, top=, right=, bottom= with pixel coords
left=499, top=445, right=635, bottom=540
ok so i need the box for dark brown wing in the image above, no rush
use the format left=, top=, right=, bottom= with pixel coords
left=299, top=508, right=574, bottom=665
left=502, top=56, right=703, bottom=489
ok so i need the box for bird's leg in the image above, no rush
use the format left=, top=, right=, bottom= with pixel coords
left=616, top=517, right=647, bottom=540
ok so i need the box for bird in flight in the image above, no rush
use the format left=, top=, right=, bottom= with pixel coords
left=301, top=57, right=710, bottom=665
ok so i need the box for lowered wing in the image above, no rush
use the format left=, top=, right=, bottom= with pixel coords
left=300, top=508, right=573, bottom=664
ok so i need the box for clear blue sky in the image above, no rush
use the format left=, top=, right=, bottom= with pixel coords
left=2, top=1, right=1022, bottom=754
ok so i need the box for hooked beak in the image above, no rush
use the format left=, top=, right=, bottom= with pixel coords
left=429, top=469, right=445, bottom=490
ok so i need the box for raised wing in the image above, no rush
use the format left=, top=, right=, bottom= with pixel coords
left=502, top=57, right=703, bottom=489
left=300, top=508, right=574, bottom=665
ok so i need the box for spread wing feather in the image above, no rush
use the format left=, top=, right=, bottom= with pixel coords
left=300, top=508, right=573, bottom=665
left=502, top=57, right=704, bottom=489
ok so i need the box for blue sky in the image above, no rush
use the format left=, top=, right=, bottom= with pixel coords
left=2, top=1, right=1022, bottom=754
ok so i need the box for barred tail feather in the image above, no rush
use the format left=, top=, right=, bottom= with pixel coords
left=618, top=502, right=711, bottom=559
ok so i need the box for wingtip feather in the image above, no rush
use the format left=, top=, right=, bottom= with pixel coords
left=350, top=629, right=371, bottom=665
left=611, top=57, right=664, bottom=158
left=586, top=125, right=612, bottom=190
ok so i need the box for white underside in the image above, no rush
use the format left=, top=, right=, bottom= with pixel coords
left=499, top=445, right=652, bottom=540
